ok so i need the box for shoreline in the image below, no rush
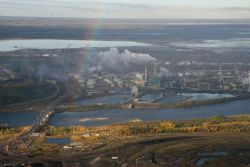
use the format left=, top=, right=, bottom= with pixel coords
left=60, top=93, right=250, bottom=112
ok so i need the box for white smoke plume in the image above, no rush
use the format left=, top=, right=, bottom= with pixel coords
left=159, top=67, right=170, bottom=76
left=135, top=73, right=144, bottom=80
left=93, top=48, right=156, bottom=72
left=89, top=65, right=102, bottom=73
left=131, top=86, right=139, bottom=97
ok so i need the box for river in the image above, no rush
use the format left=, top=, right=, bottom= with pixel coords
left=0, top=39, right=150, bottom=52
left=50, top=98, right=250, bottom=127
left=1, top=96, right=249, bottom=128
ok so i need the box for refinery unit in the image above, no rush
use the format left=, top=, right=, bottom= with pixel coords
left=75, top=61, right=250, bottom=96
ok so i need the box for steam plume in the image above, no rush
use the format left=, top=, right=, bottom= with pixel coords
left=91, top=48, right=156, bottom=72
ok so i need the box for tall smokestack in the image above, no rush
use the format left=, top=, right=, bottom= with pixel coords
left=248, top=70, right=250, bottom=92
left=186, top=62, right=189, bottom=74
left=154, top=62, right=157, bottom=76
left=144, top=65, right=148, bottom=81
left=219, top=65, right=223, bottom=83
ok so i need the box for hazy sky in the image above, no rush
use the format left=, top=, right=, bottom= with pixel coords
left=0, top=0, right=250, bottom=19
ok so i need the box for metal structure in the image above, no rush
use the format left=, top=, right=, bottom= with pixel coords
left=248, top=70, right=250, bottom=92
left=144, top=65, right=148, bottom=81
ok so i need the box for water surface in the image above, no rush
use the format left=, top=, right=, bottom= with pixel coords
left=45, top=137, right=71, bottom=145
left=170, top=38, right=250, bottom=48
left=0, top=112, right=40, bottom=127
left=75, top=94, right=132, bottom=105
left=0, top=39, right=150, bottom=52
left=50, top=99, right=250, bottom=127
left=0, top=97, right=248, bottom=128
left=178, top=93, right=234, bottom=101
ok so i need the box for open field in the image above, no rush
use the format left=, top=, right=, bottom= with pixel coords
left=0, top=79, right=66, bottom=112
left=0, top=82, right=57, bottom=106
left=2, top=133, right=249, bottom=167
left=1, top=115, right=250, bottom=166
left=85, top=133, right=250, bottom=167
left=0, top=126, right=30, bottom=144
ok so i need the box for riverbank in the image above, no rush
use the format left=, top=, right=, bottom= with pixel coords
left=59, top=93, right=250, bottom=112
left=46, top=115, right=250, bottom=139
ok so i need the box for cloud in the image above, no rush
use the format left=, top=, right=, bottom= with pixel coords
left=0, top=0, right=250, bottom=18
